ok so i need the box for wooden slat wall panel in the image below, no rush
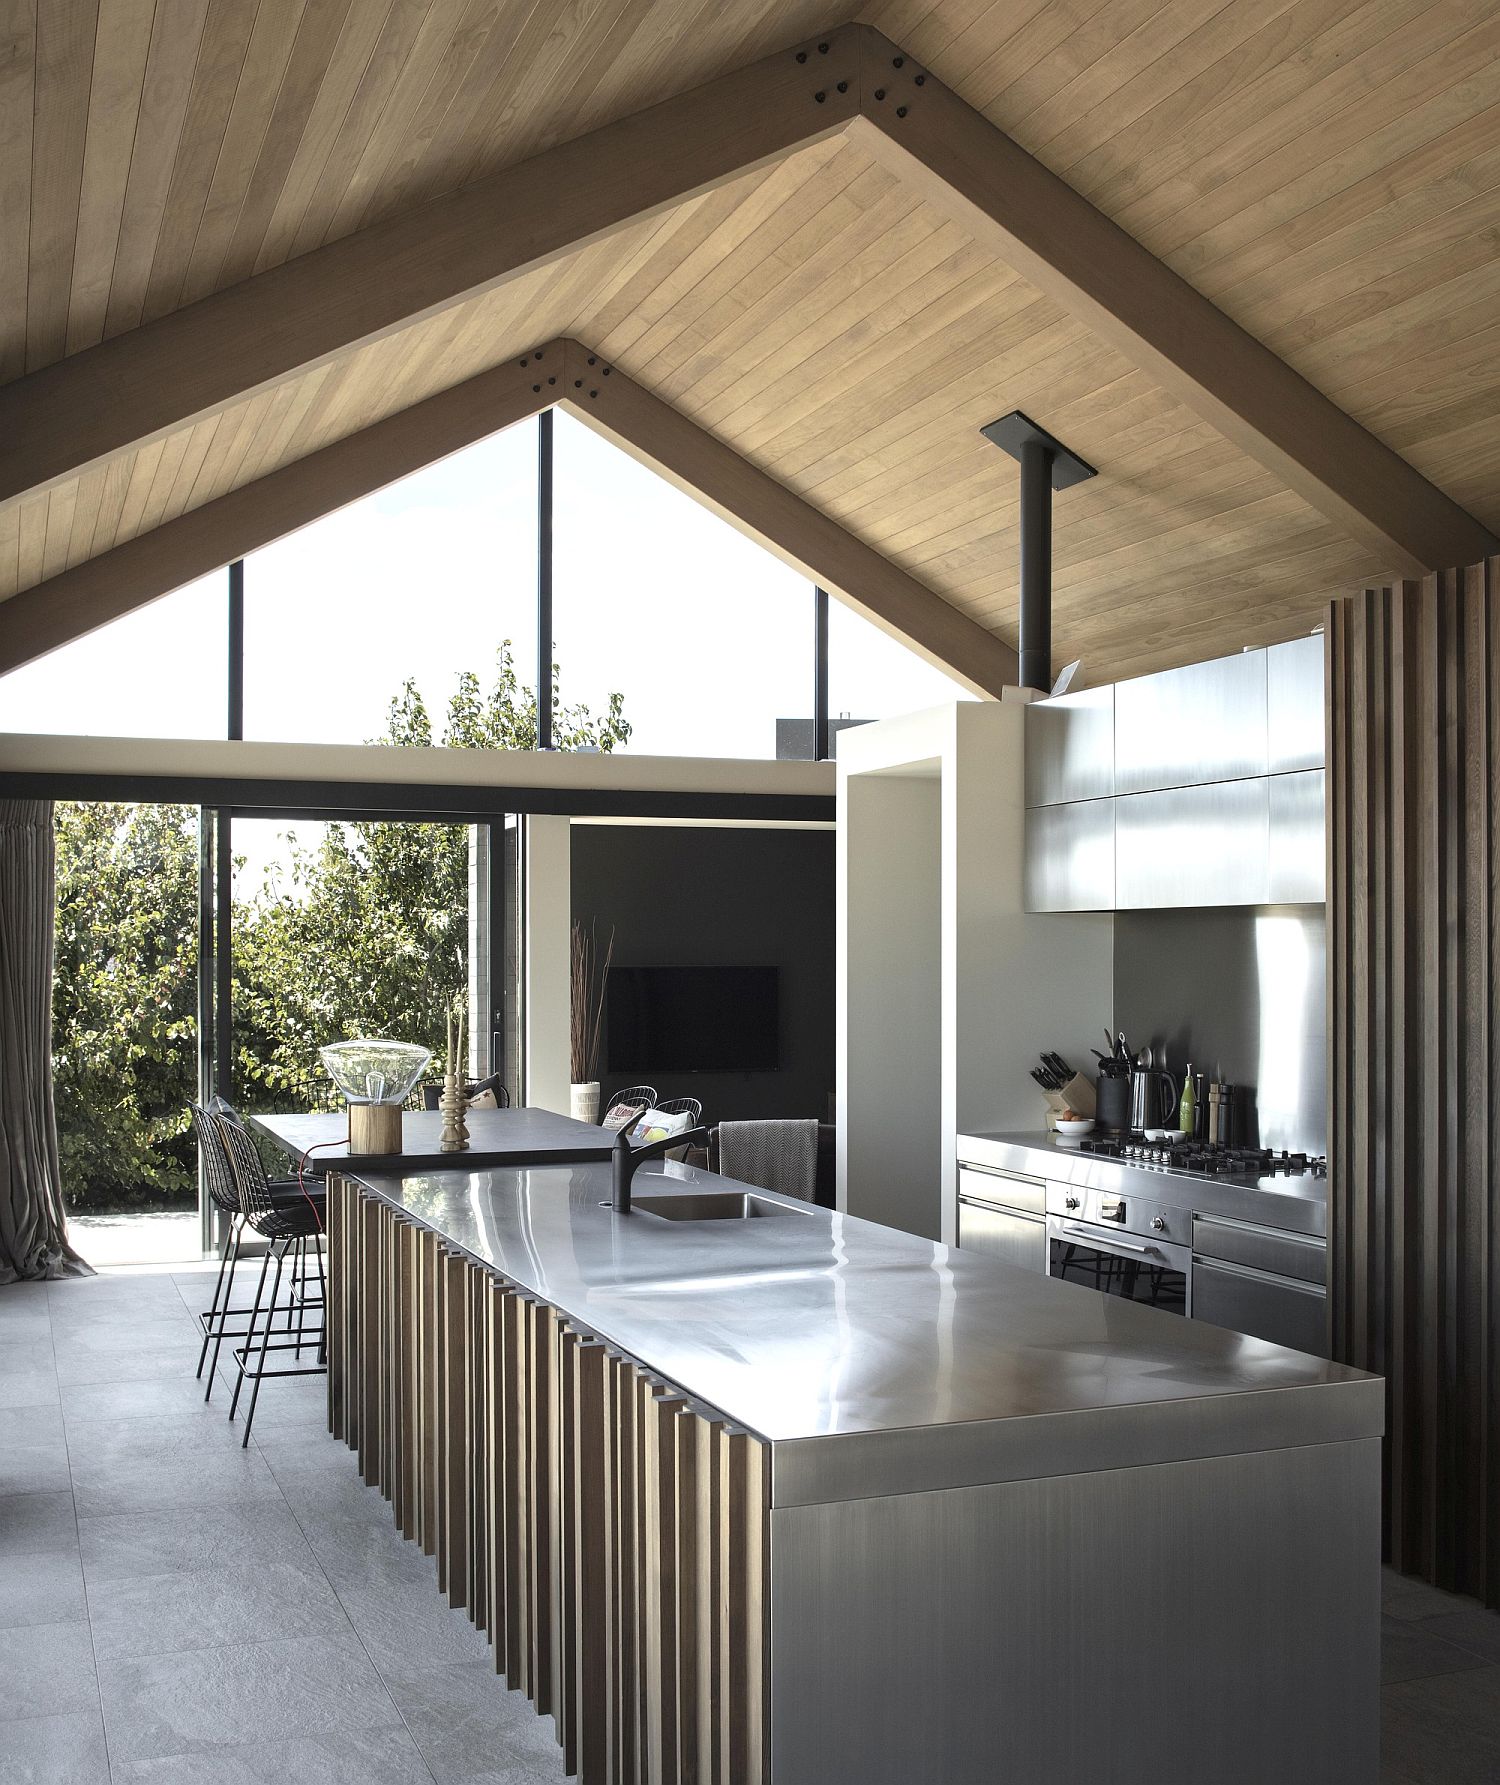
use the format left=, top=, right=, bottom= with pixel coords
left=1329, top=555, right=1500, bottom=1605
left=326, top=1179, right=770, bottom=1782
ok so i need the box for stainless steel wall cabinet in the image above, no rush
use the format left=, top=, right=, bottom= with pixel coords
left=1267, top=636, right=1326, bottom=774
left=1115, top=779, right=1270, bottom=909
left=1023, top=798, right=1115, bottom=911
left=1114, top=649, right=1269, bottom=794
left=1023, top=684, right=1115, bottom=806
left=1268, top=770, right=1326, bottom=902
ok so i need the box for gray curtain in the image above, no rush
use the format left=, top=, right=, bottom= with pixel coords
left=0, top=799, right=90, bottom=1281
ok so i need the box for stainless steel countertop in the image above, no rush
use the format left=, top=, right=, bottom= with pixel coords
left=958, top=1131, right=1328, bottom=1236
left=350, top=1157, right=1379, bottom=1508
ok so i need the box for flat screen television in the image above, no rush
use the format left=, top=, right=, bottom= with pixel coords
left=607, top=966, right=780, bottom=1073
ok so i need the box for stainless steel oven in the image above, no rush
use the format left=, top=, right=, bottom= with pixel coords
left=1045, top=1184, right=1192, bottom=1315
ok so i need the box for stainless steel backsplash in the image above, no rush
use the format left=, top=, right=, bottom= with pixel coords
left=1112, top=905, right=1327, bottom=1155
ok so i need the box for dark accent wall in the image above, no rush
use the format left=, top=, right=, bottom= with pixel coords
left=570, top=825, right=834, bottom=1123
left=1112, top=906, right=1327, bottom=1156
left=1329, top=565, right=1500, bottom=1608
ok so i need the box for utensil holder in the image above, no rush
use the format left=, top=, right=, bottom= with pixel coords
left=1095, top=1074, right=1131, bottom=1135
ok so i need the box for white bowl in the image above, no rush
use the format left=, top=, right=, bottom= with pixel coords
left=1054, top=1117, right=1095, bottom=1138
left=1144, top=1127, right=1188, bottom=1143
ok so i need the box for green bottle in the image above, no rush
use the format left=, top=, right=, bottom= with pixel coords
left=1179, top=1065, right=1196, bottom=1135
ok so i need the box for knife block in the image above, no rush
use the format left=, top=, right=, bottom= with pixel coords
left=1042, top=1072, right=1096, bottom=1129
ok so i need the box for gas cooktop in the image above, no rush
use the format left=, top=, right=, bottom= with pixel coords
left=1077, top=1136, right=1328, bottom=1180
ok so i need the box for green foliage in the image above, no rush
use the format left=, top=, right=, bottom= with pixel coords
left=52, top=644, right=628, bottom=1210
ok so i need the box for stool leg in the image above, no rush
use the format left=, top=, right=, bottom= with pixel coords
left=229, top=1247, right=272, bottom=1422
left=242, top=1240, right=286, bottom=1447
left=293, top=1237, right=308, bottom=1359
left=312, top=1236, right=328, bottom=1366
left=196, top=1213, right=236, bottom=1380
left=204, top=1221, right=245, bottom=1401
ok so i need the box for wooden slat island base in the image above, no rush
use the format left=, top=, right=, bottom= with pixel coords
left=326, top=1160, right=1383, bottom=1785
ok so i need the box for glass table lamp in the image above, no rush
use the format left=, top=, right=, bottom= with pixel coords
left=320, top=1039, right=432, bottom=1154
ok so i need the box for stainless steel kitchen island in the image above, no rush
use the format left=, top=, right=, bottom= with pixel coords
left=326, top=1156, right=1382, bottom=1785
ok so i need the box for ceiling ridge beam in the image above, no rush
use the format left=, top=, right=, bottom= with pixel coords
left=0, top=28, right=862, bottom=518
left=554, top=340, right=1015, bottom=695
left=847, top=25, right=1495, bottom=575
left=0, top=336, right=1016, bottom=696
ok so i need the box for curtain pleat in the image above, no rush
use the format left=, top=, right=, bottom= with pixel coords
left=0, top=798, right=91, bottom=1281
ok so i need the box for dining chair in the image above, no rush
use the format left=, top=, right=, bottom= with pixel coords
left=603, top=1084, right=658, bottom=1125
left=212, top=1110, right=328, bottom=1446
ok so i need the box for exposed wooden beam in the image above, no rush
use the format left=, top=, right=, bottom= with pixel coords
left=0, top=338, right=1014, bottom=697
left=0, top=355, right=553, bottom=674
left=848, top=27, right=1497, bottom=577
left=0, top=29, right=860, bottom=516
left=555, top=342, right=1015, bottom=696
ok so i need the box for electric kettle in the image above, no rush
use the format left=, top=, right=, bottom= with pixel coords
left=1129, top=1057, right=1179, bottom=1134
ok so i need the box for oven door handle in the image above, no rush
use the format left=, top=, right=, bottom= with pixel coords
left=1057, top=1222, right=1153, bottom=1255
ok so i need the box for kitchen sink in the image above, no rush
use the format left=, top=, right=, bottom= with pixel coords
left=631, top=1190, right=811, bottom=1221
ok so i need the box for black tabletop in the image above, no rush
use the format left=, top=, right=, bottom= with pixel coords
left=247, top=1107, right=617, bottom=1174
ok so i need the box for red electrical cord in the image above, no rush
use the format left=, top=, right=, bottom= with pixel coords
left=296, top=1134, right=349, bottom=1232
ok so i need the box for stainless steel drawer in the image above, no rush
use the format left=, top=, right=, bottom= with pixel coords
left=1267, top=769, right=1325, bottom=903
left=957, top=1166, right=1045, bottom=1218
left=957, top=1198, right=1047, bottom=1273
left=1192, top=1214, right=1326, bottom=1286
left=1023, top=798, right=1114, bottom=911
left=1114, top=778, right=1270, bottom=908
left=1192, top=1257, right=1328, bottom=1356
left=1114, top=650, right=1268, bottom=794
left=1024, top=684, right=1115, bottom=806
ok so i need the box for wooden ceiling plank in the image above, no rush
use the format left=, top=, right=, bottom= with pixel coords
left=63, top=0, right=155, bottom=356
left=64, top=461, right=110, bottom=568
left=0, top=0, right=37, bottom=384
left=653, top=185, right=940, bottom=408
left=132, top=0, right=258, bottom=329
left=681, top=219, right=984, bottom=427
left=0, top=25, right=863, bottom=514
left=978, top=0, right=1180, bottom=132
left=214, top=0, right=358, bottom=292
left=250, top=0, right=400, bottom=275
left=356, top=0, right=526, bottom=232
left=15, top=495, right=48, bottom=594
left=40, top=481, right=78, bottom=583
left=282, top=0, right=431, bottom=261
left=109, top=436, right=169, bottom=555
left=0, top=353, right=552, bottom=672
left=1165, top=14, right=1500, bottom=286
left=624, top=143, right=877, bottom=372
left=135, top=420, right=200, bottom=540
left=97, top=0, right=211, bottom=341
left=156, top=416, right=220, bottom=528
left=558, top=341, right=1016, bottom=693
left=853, top=24, right=1496, bottom=572
left=174, top=0, right=312, bottom=308
left=25, top=0, right=99, bottom=372
left=1108, top=0, right=1485, bottom=260
left=83, top=451, right=134, bottom=563
left=0, top=495, right=18, bottom=600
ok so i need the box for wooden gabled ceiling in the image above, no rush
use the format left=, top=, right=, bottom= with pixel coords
left=3, top=0, right=1499, bottom=688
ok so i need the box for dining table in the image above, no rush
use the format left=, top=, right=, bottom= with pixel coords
left=247, top=1106, right=618, bottom=1177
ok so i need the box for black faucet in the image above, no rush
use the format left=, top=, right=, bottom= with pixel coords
left=609, top=1126, right=709, bottom=1214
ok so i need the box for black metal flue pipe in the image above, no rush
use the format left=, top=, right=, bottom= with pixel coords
left=1018, top=436, right=1054, bottom=694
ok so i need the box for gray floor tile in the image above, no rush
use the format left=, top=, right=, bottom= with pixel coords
left=1382, top=1618, right=1490, bottom=1685
left=50, top=1317, right=196, bottom=1359
left=0, top=1307, right=53, bottom=1342
left=0, top=1620, right=98, bottom=1721
left=0, top=1282, right=50, bottom=1308
left=0, top=1339, right=58, bottom=1378
left=79, top=1501, right=316, bottom=1588
left=336, top=1576, right=491, bottom=1672
left=89, top=1556, right=348, bottom=1661
left=1382, top=1565, right=1469, bottom=1621
left=97, top=1629, right=404, bottom=1762
left=297, top=1509, right=439, bottom=1594
left=0, top=1406, right=63, bottom=1447
left=379, top=1655, right=563, bottom=1782
left=51, top=1345, right=202, bottom=1388
left=64, top=1415, right=286, bottom=1518
left=0, top=1371, right=60, bottom=1413
left=109, top=1724, right=436, bottom=1785
left=1416, top=1606, right=1500, bottom=1663
left=0, top=1706, right=109, bottom=1784
left=60, top=1374, right=226, bottom=1426
left=0, top=1547, right=87, bottom=1632
left=0, top=1441, right=71, bottom=1499
left=0, top=1492, right=78, bottom=1559
left=1382, top=1663, right=1500, bottom=1783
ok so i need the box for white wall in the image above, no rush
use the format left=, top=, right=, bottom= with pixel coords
left=838, top=701, right=1113, bottom=1245
left=523, top=815, right=572, bottom=1114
